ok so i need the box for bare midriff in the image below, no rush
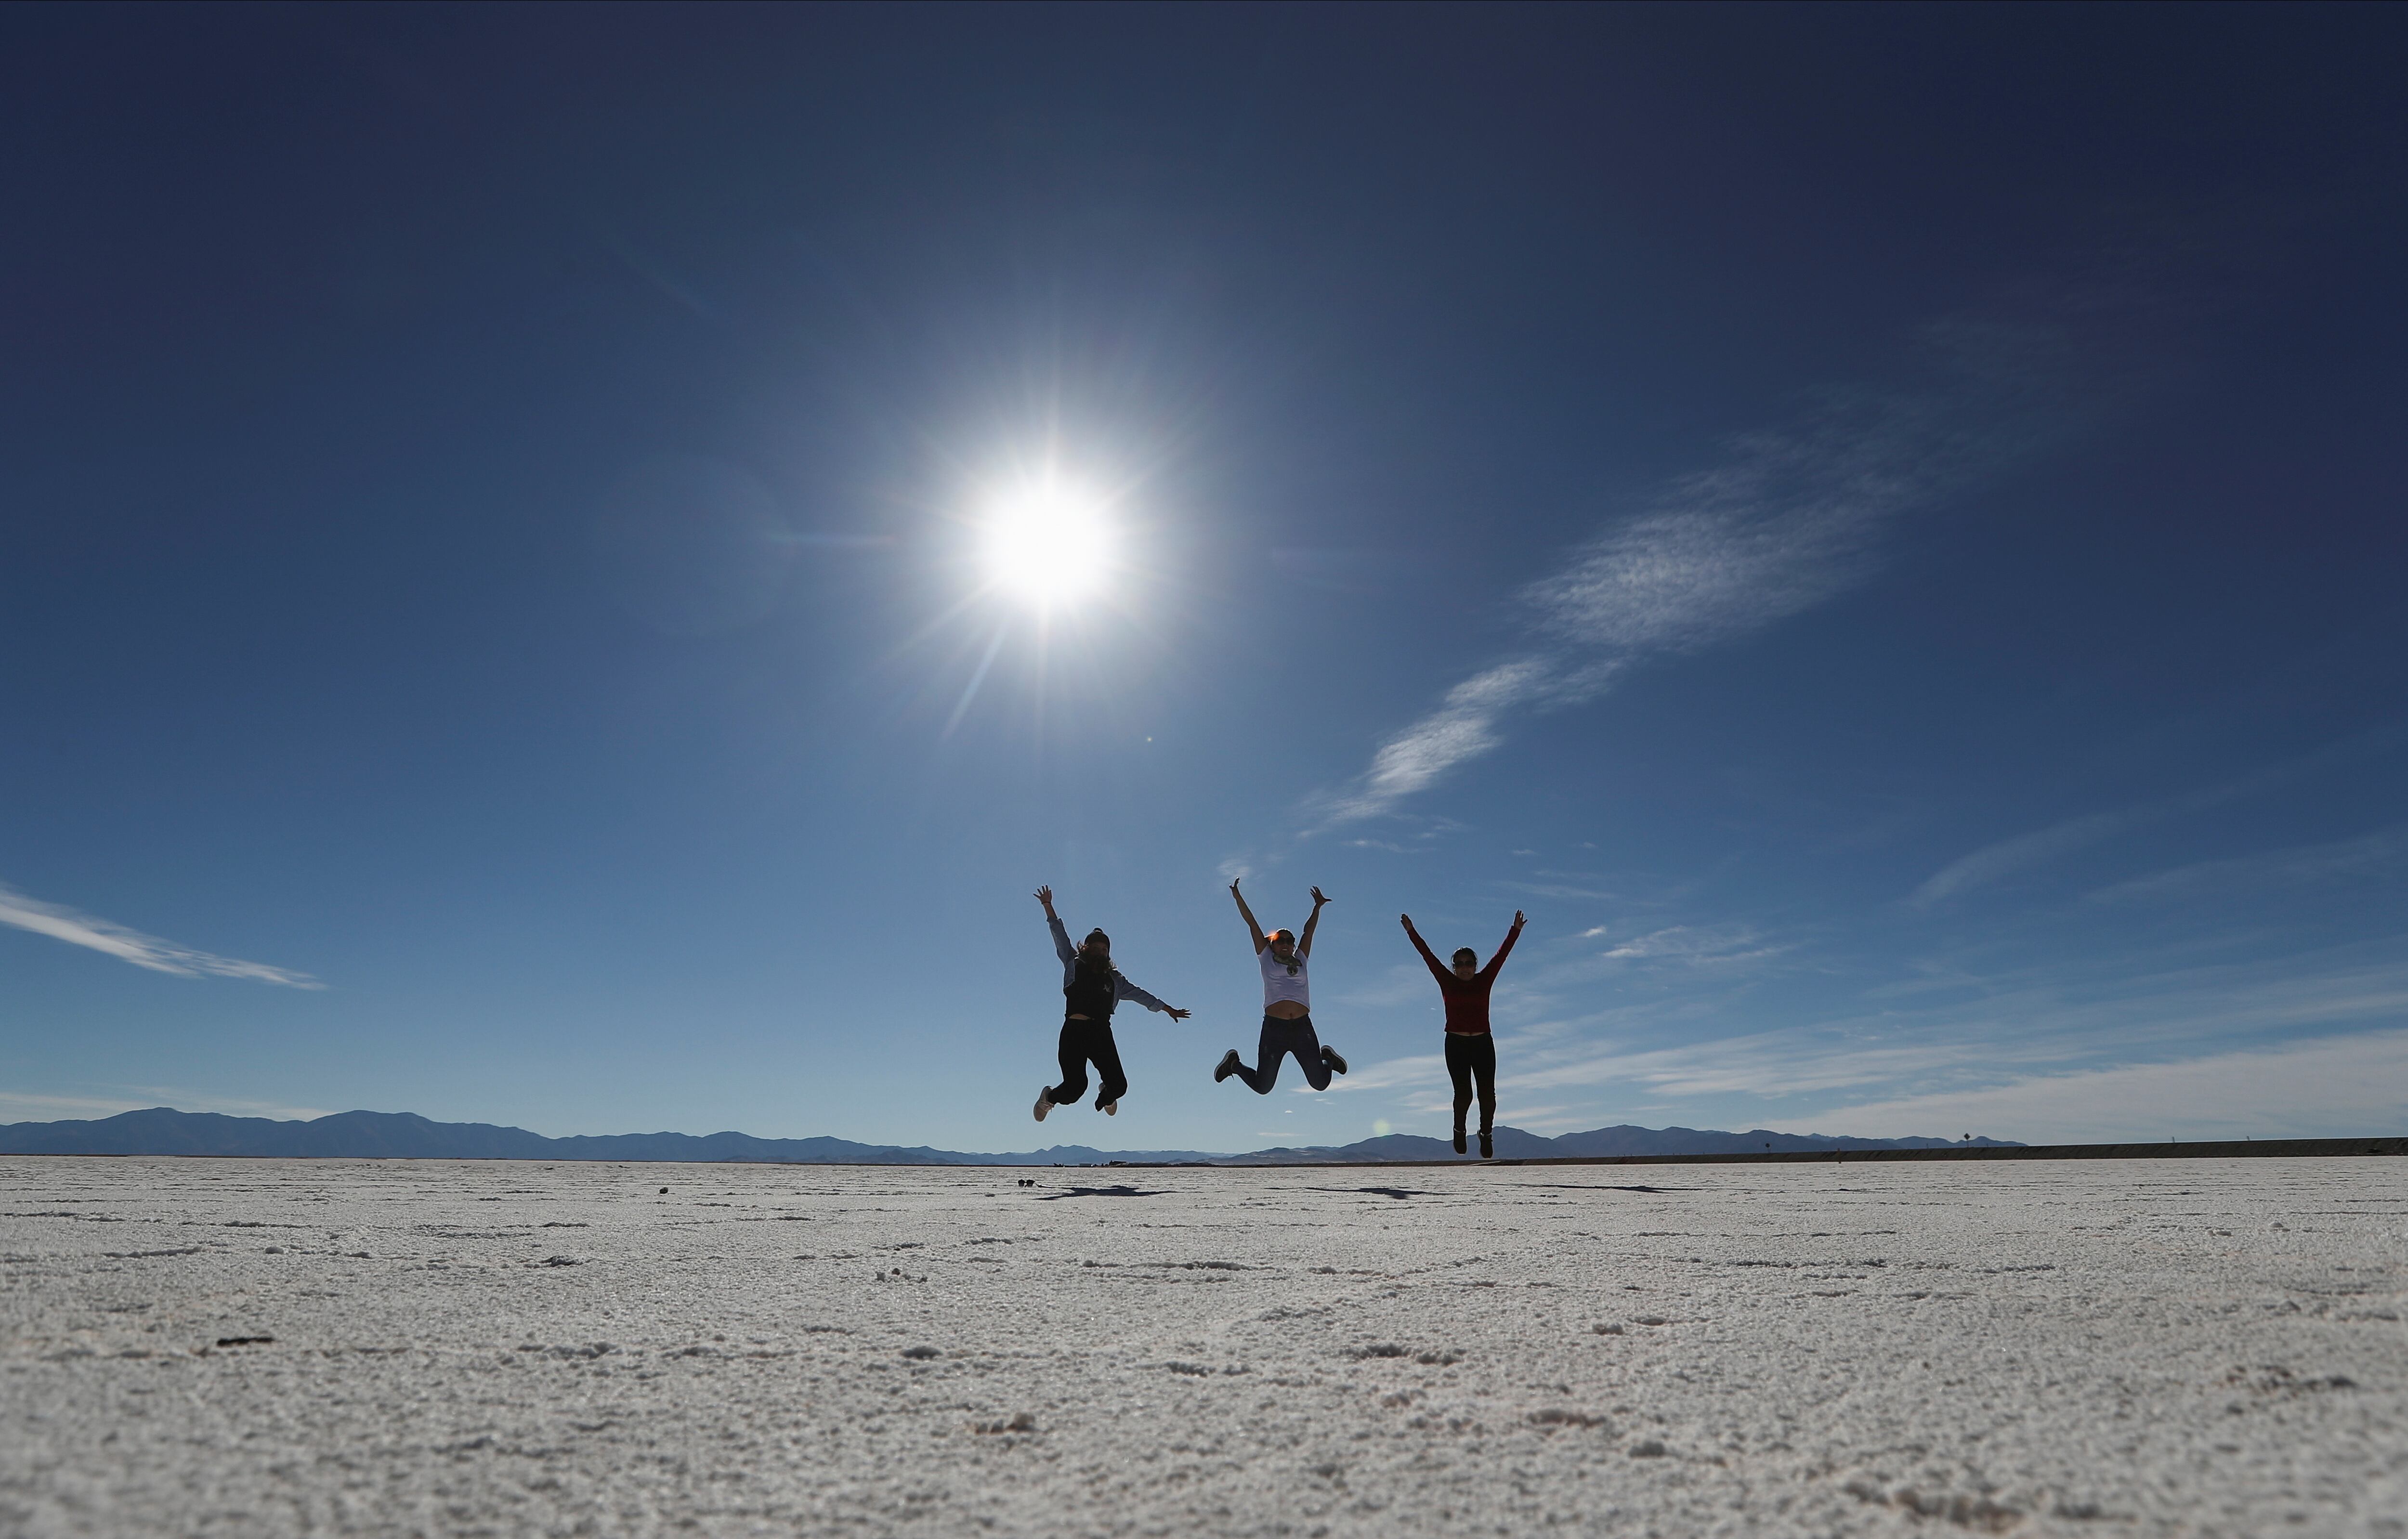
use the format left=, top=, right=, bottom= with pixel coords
left=1265, top=999, right=1308, bottom=1021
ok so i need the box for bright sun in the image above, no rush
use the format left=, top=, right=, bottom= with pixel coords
left=983, top=484, right=1111, bottom=607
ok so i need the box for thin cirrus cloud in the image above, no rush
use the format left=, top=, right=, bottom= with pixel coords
left=1910, top=730, right=2407, bottom=908
left=0, top=882, right=320, bottom=989
left=1909, top=810, right=2139, bottom=908
left=1821, top=1027, right=2408, bottom=1144
left=1492, top=933, right=2408, bottom=1105
left=2084, top=822, right=2408, bottom=906
left=1309, top=320, right=2079, bottom=827
left=1908, top=777, right=2260, bottom=908
left=1598, top=924, right=1782, bottom=965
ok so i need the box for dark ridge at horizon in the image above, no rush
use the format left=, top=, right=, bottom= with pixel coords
left=0, top=1106, right=2022, bottom=1163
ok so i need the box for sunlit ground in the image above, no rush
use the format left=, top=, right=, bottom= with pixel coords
left=5, top=1156, right=2400, bottom=1536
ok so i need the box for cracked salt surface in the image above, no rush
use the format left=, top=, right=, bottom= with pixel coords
left=2, top=1158, right=2403, bottom=1537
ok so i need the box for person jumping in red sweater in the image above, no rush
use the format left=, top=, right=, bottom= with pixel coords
left=1400, top=909, right=1523, bottom=1159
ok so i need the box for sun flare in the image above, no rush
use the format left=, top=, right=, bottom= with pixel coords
left=982, top=484, right=1112, bottom=608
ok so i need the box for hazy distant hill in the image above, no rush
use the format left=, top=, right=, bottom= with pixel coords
left=0, top=1107, right=2018, bottom=1162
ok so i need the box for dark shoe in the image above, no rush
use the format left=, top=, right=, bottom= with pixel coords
left=1453, top=1126, right=1468, bottom=1156
left=1479, top=1130, right=1494, bottom=1160
left=1214, top=1049, right=1241, bottom=1083
left=1321, top=1045, right=1348, bottom=1076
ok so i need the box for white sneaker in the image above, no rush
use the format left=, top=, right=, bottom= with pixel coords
left=1033, top=1087, right=1053, bottom=1123
left=1101, top=1100, right=1119, bottom=1116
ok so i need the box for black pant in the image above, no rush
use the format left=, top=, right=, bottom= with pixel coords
left=1234, top=1015, right=1331, bottom=1095
left=1446, top=1032, right=1496, bottom=1132
left=1049, top=1016, right=1127, bottom=1109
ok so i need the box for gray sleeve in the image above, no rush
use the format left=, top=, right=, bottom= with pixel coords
left=1113, top=973, right=1172, bottom=1015
left=1048, top=913, right=1077, bottom=982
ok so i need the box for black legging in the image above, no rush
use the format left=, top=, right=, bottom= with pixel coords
left=1050, top=1016, right=1127, bottom=1109
left=1233, top=1015, right=1331, bottom=1095
left=1445, top=1032, right=1495, bottom=1133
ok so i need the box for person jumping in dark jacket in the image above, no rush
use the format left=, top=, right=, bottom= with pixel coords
left=1401, top=909, right=1523, bottom=1158
left=1033, top=885, right=1191, bottom=1122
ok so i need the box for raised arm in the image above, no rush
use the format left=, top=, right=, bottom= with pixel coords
left=1298, top=886, right=1330, bottom=957
left=1480, top=910, right=1527, bottom=982
left=1400, top=913, right=1451, bottom=984
left=1230, top=878, right=1268, bottom=954
left=1036, top=885, right=1074, bottom=965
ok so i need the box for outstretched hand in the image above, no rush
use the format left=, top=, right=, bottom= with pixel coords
left=1399, top=913, right=1414, bottom=931
left=1512, top=910, right=1526, bottom=928
left=1309, top=886, right=1330, bottom=907
left=1163, top=1006, right=1192, bottom=1021
left=1034, top=885, right=1055, bottom=912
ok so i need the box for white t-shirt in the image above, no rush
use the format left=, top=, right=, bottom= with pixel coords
left=1259, top=945, right=1310, bottom=1010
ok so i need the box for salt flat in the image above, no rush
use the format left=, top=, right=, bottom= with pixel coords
left=2, top=1156, right=2401, bottom=1538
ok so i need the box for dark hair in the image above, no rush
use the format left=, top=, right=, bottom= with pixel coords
left=1269, top=928, right=1296, bottom=946
left=1085, top=929, right=1110, bottom=949
left=1452, top=947, right=1478, bottom=964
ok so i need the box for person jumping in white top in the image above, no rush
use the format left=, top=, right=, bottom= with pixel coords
left=1215, top=879, right=1348, bottom=1094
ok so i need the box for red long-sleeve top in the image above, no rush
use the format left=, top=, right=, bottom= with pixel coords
left=1407, top=920, right=1521, bottom=1034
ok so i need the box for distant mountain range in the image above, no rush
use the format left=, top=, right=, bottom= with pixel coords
left=0, top=1107, right=2020, bottom=1163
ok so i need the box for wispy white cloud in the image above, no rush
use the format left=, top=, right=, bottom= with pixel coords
left=1825, top=1028, right=2408, bottom=1144
left=1312, top=325, right=2075, bottom=826
left=1505, top=939, right=2408, bottom=1104
left=0, top=882, right=320, bottom=989
left=1498, top=1024, right=2030, bottom=1102
left=1498, top=881, right=1620, bottom=901
left=2085, top=823, right=2408, bottom=906
left=1524, top=463, right=1888, bottom=656
left=1911, top=811, right=2137, bottom=907
left=1599, top=924, right=1783, bottom=966
left=1324, top=1052, right=1448, bottom=1095
left=1309, top=658, right=1563, bottom=824
left=1911, top=731, right=2406, bottom=908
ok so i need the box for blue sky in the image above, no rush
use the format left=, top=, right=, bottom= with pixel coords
left=4, top=6, right=2405, bottom=1150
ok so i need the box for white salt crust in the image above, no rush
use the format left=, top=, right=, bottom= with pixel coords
left=1, top=1155, right=2401, bottom=1536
